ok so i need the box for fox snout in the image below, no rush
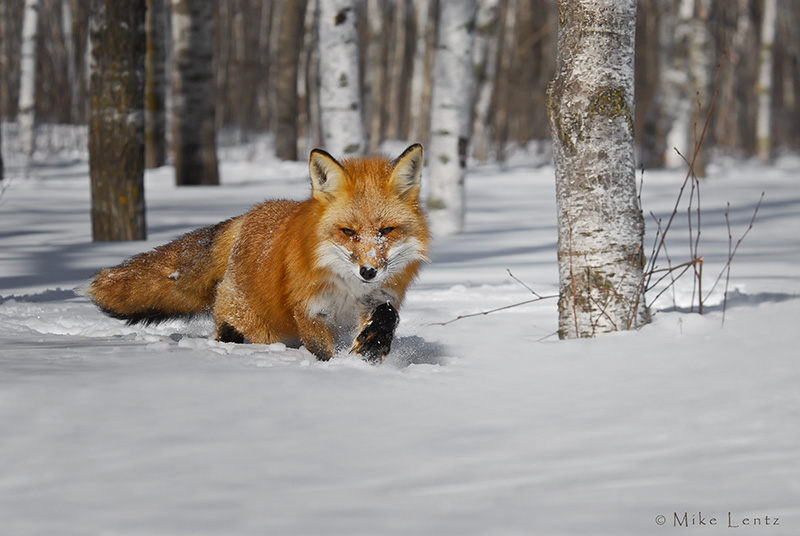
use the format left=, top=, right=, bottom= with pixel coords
left=359, top=265, right=378, bottom=281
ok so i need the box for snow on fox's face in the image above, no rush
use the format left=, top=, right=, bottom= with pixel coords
left=316, top=207, right=428, bottom=285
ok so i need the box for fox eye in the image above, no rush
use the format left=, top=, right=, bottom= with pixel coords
left=379, top=227, right=395, bottom=236
left=341, top=228, right=356, bottom=237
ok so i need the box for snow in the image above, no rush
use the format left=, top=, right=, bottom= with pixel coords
left=1, top=139, right=799, bottom=534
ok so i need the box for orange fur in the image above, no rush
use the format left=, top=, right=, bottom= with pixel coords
left=88, top=144, right=430, bottom=361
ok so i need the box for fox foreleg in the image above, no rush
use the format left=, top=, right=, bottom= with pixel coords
left=350, top=302, right=399, bottom=363
left=295, top=314, right=337, bottom=361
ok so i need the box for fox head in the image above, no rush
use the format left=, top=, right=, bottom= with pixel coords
left=310, top=144, right=431, bottom=288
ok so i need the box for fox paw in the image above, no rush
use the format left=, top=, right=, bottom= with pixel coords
left=351, top=303, right=399, bottom=363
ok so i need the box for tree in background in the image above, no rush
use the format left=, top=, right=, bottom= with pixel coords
left=427, top=0, right=477, bottom=236
left=145, top=0, right=167, bottom=169
left=316, top=0, right=367, bottom=157
left=60, top=0, right=79, bottom=123
left=88, top=0, right=146, bottom=241
left=2, top=1, right=800, bottom=168
left=18, top=0, right=39, bottom=159
left=171, top=0, right=219, bottom=185
left=547, top=0, right=647, bottom=338
left=407, top=0, right=434, bottom=147
left=274, top=0, right=308, bottom=161
left=756, top=0, right=777, bottom=163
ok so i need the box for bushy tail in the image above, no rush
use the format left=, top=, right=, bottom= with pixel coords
left=87, top=220, right=236, bottom=325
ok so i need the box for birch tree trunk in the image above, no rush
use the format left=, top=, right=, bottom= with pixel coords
left=316, top=0, right=366, bottom=157
left=145, top=0, right=167, bottom=168
left=427, top=0, right=478, bottom=236
left=686, top=0, right=712, bottom=177
left=756, top=0, right=777, bottom=163
left=546, top=0, right=647, bottom=339
left=18, top=0, right=40, bottom=158
left=172, top=0, right=219, bottom=185
left=274, top=0, right=307, bottom=161
left=663, top=0, right=693, bottom=168
left=88, top=0, right=147, bottom=241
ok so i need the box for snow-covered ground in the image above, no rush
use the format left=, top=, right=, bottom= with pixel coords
left=1, top=137, right=798, bottom=535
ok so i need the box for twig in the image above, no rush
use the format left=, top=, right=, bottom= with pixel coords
left=432, top=269, right=557, bottom=326
left=566, top=210, right=579, bottom=336
left=432, top=294, right=557, bottom=327
left=704, top=192, right=765, bottom=324
left=506, top=268, right=542, bottom=298
left=0, top=175, right=13, bottom=207
left=646, top=259, right=703, bottom=311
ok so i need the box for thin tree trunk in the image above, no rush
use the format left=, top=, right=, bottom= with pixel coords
left=316, top=0, right=366, bottom=157
left=0, top=0, right=8, bottom=119
left=547, top=0, right=647, bottom=338
left=365, top=0, right=385, bottom=152
left=18, top=0, right=40, bottom=158
left=493, top=0, right=518, bottom=163
left=61, top=0, right=79, bottom=123
left=275, top=0, right=307, bottom=160
left=0, top=0, right=4, bottom=180
left=427, top=0, right=478, bottom=235
left=663, top=0, right=693, bottom=168
left=686, top=0, right=713, bottom=177
left=172, top=0, right=219, bottom=185
left=756, top=0, right=777, bottom=162
left=297, top=2, right=319, bottom=156
left=256, top=0, right=274, bottom=129
left=88, top=0, right=147, bottom=241
left=386, top=0, right=408, bottom=141
left=145, top=0, right=167, bottom=168
left=471, top=0, right=501, bottom=162
left=408, top=0, right=432, bottom=145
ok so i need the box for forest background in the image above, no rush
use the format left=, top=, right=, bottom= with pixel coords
left=1, top=0, right=799, bottom=172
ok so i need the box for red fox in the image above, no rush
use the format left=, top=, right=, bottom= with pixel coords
left=87, top=144, right=430, bottom=362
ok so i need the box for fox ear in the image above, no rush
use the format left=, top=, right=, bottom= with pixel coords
left=309, top=149, right=347, bottom=202
left=389, top=144, right=423, bottom=199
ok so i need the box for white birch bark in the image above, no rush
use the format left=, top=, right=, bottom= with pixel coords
left=427, top=0, right=478, bottom=236
left=316, top=0, right=367, bottom=157
left=547, top=0, right=647, bottom=338
left=686, top=0, right=712, bottom=176
left=756, top=0, right=777, bottom=162
left=18, top=0, right=40, bottom=158
left=663, top=0, right=694, bottom=168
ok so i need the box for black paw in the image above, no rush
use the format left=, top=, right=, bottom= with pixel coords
left=351, top=303, right=399, bottom=363
left=216, top=322, right=245, bottom=344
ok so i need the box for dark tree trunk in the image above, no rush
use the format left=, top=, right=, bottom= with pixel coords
left=172, top=0, right=219, bottom=185
left=145, top=0, right=167, bottom=169
left=274, top=0, right=307, bottom=161
left=88, top=0, right=147, bottom=242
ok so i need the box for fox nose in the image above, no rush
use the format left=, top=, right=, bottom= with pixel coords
left=359, top=265, right=378, bottom=281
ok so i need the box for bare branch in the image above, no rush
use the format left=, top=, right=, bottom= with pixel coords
left=432, top=294, right=557, bottom=327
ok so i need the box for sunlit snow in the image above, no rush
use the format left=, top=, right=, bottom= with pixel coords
left=1, top=134, right=798, bottom=535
